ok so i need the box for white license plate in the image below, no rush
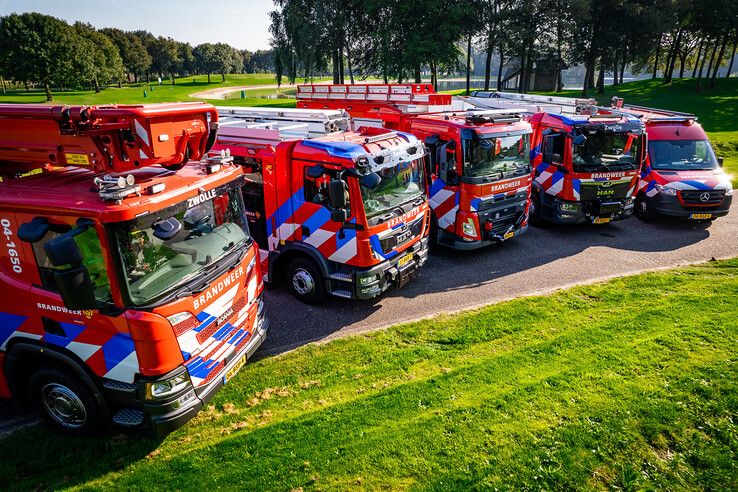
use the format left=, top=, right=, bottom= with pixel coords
left=397, top=253, right=413, bottom=268
left=593, top=216, right=611, bottom=224
left=223, top=353, right=247, bottom=384
left=690, top=213, right=712, bottom=220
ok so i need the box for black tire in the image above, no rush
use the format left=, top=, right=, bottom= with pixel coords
left=528, top=190, right=543, bottom=226
left=30, top=367, right=104, bottom=436
left=428, top=214, right=439, bottom=250
left=635, top=194, right=656, bottom=221
left=287, top=258, right=327, bottom=304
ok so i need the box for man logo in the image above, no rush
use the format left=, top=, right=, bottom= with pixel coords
left=82, top=310, right=95, bottom=319
left=699, top=192, right=711, bottom=203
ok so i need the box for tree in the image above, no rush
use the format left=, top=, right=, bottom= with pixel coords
left=194, top=43, right=217, bottom=82
left=149, top=36, right=182, bottom=84
left=213, top=43, right=243, bottom=81
left=0, top=13, right=77, bottom=100
left=74, top=23, right=125, bottom=92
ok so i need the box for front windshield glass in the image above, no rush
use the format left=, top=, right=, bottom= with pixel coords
left=572, top=129, right=640, bottom=173
left=361, top=158, right=425, bottom=218
left=648, top=140, right=718, bottom=171
left=112, top=187, right=251, bottom=306
left=463, top=134, right=531, bottom=178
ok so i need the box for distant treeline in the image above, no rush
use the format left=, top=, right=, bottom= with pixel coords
left=269, top=0, right=738, bottom=95
left=0, top=12, right=276, bottom=100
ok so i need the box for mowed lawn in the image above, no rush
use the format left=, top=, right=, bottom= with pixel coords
left=1, top=260, right=736, bottom=491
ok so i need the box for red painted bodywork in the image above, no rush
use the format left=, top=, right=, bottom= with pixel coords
left=298, top=84, right=534, bottom=248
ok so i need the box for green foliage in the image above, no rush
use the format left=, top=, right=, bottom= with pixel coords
left=1, top=260, right=737, bottom=490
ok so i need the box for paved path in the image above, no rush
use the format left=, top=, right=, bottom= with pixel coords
left=2, top=211, right=735, bottom=435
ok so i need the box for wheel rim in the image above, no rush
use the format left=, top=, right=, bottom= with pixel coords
left=292, top=268, right=315, bottom=296
left=41, top=383, right=87, bottom=429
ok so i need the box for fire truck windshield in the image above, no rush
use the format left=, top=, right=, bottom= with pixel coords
left=361, top=158, right=425, bottom=218
left=572, top=130, right=640, bottom=173
left=648, top=139, right=719, bottom=171
left=111, top=187, right=251, bottom=306
left=462, top=134, right=531, bottom=179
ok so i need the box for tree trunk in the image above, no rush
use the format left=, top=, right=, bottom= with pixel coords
left=465, top=33, right=472, bottom=94
left=665, top=28, right=683, bottom=83
left=496, top=48, right=504, bottom=91
left=484, top=27, right=494, bottom=91
left=171, top=73, right=176, bottom=85
left=207, top=72, right=211, bottom=83
left=678, top=55, right=686, bottom=78
left=117, top=79, right=122, bottom=89
left=220, top=72, right=225, bottom=83
left=134, top=72, right=138, bottom=83
left=619, top=45, right=627, bottom=84
left=596, top=59, right=605, bottom=94
left=431, top=60, right=438, bottom=91
left=414, top=66, right=421, bottom=84
left=652, top=35, right=662, bottom=79
left=692, top=39, right=705, bottom=78
left=0, top=77, right=5, bottom=93
left=24, top=80, right=29, bottom=91
left=582, top=63, right=592, bottom=97
left=93, top=75, right=101, bottom=93
left=726, top=35, right=737, bottom=77
left=339, top=45, right=345, bottom=84
left=709, top=35, right=729, bottom=87
left=346, top=38, right=355, bottom=84
left=705, top=41, right=718, bottom=80
left=696, top=39, right=711, bottom=92
left=44, top=82, right=53, bottom=101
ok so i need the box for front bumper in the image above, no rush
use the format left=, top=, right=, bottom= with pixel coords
left=437, top=223, right=528, bottom=251
left=103, top=308, right=270, bottom=437
left=353, top=236, right=429, bottom=299
left=649, top=193, right=732, bottom=218
left=546, top=197, right=634, bottom=224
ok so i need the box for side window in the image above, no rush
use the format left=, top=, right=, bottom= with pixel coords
left=543, top=134, right=565, bottom=164
left=32, top=225, right=113, bottom=303
left=303, top=169, right=350, bottom=215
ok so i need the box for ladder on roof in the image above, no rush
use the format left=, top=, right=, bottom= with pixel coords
left=0, top=102, right=218, bottom=175
left=466, top=91, right=598, bottom=115
left=611, top=100, right=696, bottom=122
left=217, top=106, right=350, bottom=139
left=297, top=84, right=453, bottom=106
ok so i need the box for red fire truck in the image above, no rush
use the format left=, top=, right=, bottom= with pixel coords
left=606, top=99, right=733, bottom=220
left=466, top=92, right=647, bottom=225
left=0, top=103, right=267, bottom=435
left=212, top=106, right=430, bottom=303
left=297, top=84, right=534, bottom=250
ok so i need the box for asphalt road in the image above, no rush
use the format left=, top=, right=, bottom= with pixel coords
left=2, top=210, right=736, bottom=434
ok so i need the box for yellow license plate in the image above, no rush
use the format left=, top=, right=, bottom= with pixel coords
left=223, top=353, right=247, bottom=384
left=690, top=213, right=712, bottom=219
left=397, top=253, right=413, bottom=268
left=593, top=217, right=611, bottom=224
left=503, top=231, right=514, bottom=240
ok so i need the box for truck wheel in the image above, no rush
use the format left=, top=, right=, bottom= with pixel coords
left=30, top=367, right=103, bottom=435
left=635, top=194, right=655, bottom=221
left=529, top=191, right=543, bottom=226
left=428, top=215, right=439, bottom=249
left=287, top=258, right=327, bottom=304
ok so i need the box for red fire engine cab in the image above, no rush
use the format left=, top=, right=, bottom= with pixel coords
left=212, top=106, right=430, bottom=303
left=297, top=84, right=534, bottom=249
left=606, top=99, right=732, bottom=220
left=466, top=92, right=647, bottom=225
left=0, top=103, right=267, bottom=435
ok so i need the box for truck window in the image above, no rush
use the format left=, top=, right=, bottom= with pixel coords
left=304, top=169, right=350, bottom=214
left=31, top=225, right=113, bottom=303
left=543, top=134, right=565, bottom=164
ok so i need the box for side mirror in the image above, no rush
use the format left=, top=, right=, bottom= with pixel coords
left=153, top=217, right=182, bottom=240
left=424, top=135, right=439, bottom=147
left=44, top=230, right=97, bottom=310
left=329, top=179, right=347, bottom=210
left=52, top=266, right=98, bottom=310
left=360, top=172, right=382, bottom=190
left=446, top=168, right=459, bottom=185
left=572, top=134, right=587, bottom=146
left=306, top=164, right=325, bottom=178
left=18, top=218, right=50, bottom=243
left=330, top=209, right=347, bottom=223
left=717, top=157, right=724, bottom=168
left=44, top=234, right=83, bottom=267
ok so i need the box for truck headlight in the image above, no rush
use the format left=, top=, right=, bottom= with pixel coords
left=725, top=187, right=733, bottom=196
left=146, top=373, right=191, bottom=399
left=462, top=219, right=477, bottom=237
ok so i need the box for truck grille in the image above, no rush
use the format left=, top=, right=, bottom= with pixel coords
left=478, top=192, right=527, bottom=237
left=679, top=190, right=725, bottom=206
left=579, top=181, right=631, bottom=202
left=378, top=216, right=424, bottom=253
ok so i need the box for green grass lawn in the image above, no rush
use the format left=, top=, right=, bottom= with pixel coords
left=2, top=259, right=736, bottom=491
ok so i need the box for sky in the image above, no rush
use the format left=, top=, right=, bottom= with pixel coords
left=0, top=0, right=274, bottom=51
